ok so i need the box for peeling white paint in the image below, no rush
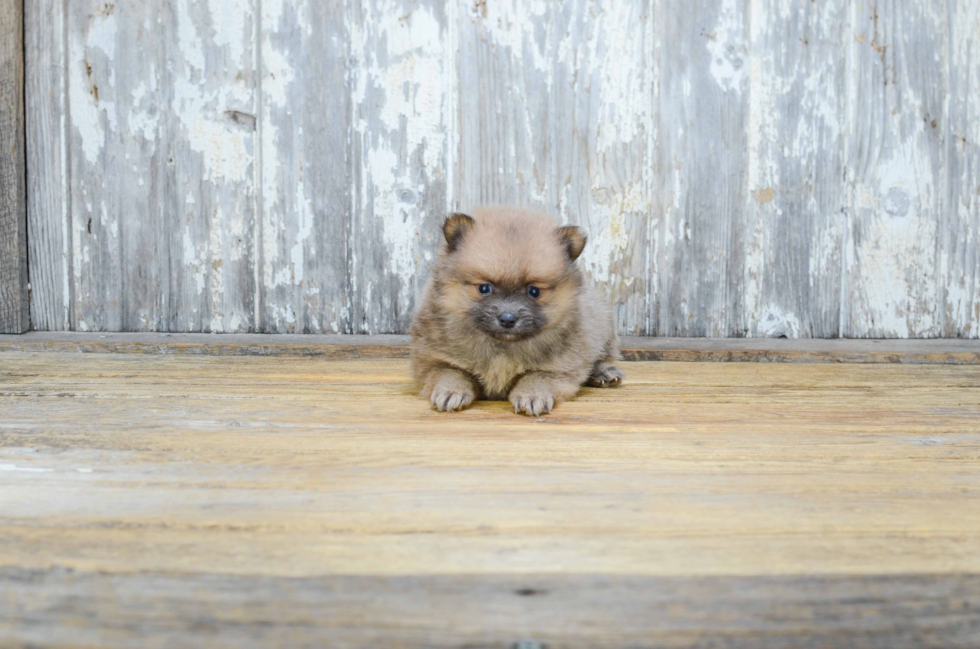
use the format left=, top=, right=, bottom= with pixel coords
left=37, top=0, right=979, bottom=337
left=706, top=0, right=746, bottom=93
left=352, top=2, right=449, bottom=291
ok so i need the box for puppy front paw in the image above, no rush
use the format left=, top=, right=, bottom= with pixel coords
left=586, top=362, right=625, bottom=388
left=431, top=386, right=475, bottom=412
left=509, top=390, right=556, bottom=417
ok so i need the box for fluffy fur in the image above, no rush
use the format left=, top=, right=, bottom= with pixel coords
left=410, top=207, right=623, bottom=416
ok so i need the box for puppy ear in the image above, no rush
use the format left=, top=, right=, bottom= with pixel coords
left=443, top=213, right=475, bottom=252
left=556, top=225, right=587, bottom=261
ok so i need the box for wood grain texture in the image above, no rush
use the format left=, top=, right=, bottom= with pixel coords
left=843, top=0, right=947, bottom=337
left=67, top=0, right=257, bottom=332
left=4, top=569, right=979, bottom=648
left=946, top=1, right=980, bottom=338
left=258, top=0, right=350, bottom=334
left=741, top=0, right=847, bottom=338
left=25, top=0, right=70, bottom=331
left=2, top=333, right=980, bottom=364
left=0, top=353, right=979, bottom=645
left=0, top=0, right=29, bottom=334
left=658, top=0, right=748, bottom=336
left=348, top=0, right=452, bottom=334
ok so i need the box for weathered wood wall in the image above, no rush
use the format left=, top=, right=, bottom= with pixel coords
left=24, top=0, right=980, bottom=337
left=1, top=0, right=29, bottom=334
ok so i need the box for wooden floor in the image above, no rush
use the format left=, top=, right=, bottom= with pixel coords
left=1, top=348, right=979, bottom=647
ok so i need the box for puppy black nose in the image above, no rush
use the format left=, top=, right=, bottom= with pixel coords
left=498, top=313, right=517, bottom=328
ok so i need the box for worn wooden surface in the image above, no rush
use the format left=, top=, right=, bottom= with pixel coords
left=2, top=332, right=980, bottom=364
left=0, top=0, right=28, bottom=334
left=947, top=0, right=980, bottom=338
left=0, top=353, right=978, bottom=646
left=25, top=0, right=70, bottom=332
left=260, top=0, right=349, bottom=334
left=4, top=571, right=979, bottom=649
left=23, top=1, right=980, bottom=337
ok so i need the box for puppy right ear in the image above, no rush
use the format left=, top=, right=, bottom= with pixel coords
left=443, top=213, right=475, bottom=252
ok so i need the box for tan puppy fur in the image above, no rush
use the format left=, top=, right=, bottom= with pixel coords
left=410, top=207, right=623, bottom=416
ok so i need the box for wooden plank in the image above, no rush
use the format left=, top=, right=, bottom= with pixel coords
left=1, top=333, right=980, bottom=364
left=740, top=0, right=847, bottom=338
left=945, top=2, right=980, bottom=338
left=550, top=0, right=656, bottom=337
left=67, top=0, right=257, bottom=332
left=456, top=0, right=557, bottom=210
left=3, top=569, right=979, bottom=648
left=457, top=0, right=656, bottom=336
left=0, top=354, right=978, bottom=645
left=0, top=0, right=29, bottom=334
left=258, top=0, right=350, bottom=334
left=843, top=1, right=947, bottom=337
left=348, top=0, right=452, bottom=334
left=658, top=0, right=748, bottom=336
left=25, top=0, right=70, bottom=331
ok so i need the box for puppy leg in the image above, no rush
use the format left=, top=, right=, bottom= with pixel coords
left=426, top=367, right=479, bottom=413
left=509, top=372, right=581, bottom=416
left=586, top=361, right=625, bottom=388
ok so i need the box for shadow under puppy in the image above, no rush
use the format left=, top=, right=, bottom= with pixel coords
left=411, top=207, right=624, bottom=416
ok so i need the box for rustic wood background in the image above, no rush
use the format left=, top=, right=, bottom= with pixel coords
left=1, top=0, right=29, bottom=334
left=23, top=0, right=980, bottom=337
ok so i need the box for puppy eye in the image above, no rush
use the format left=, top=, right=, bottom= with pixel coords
left=527, top=286, right=541, bottom=299
left=478, top=283, right=494, bottom=296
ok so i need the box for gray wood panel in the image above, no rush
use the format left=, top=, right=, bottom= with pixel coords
left=25, top=0, right=70, bottom=331
left=21, top=0, right=980, bottom=338
left=658, top=0, right=749, bottom=337
left=348, top=0, right=452, bottom=334
left=946, top=1, right=980, bottom=338
left=843, top=0, right=947, bottom=337
left=67, top=0, right=256, bottom=332
left=0, top=0, right=29, bottom=334
left=258, top=0, right=350, bottom=334
left=740, top=0, right=847, bottom=338
left=3, top=569, right=979, bottom=648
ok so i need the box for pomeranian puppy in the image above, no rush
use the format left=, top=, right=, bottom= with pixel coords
left=410, top=207, right=623, bottom=416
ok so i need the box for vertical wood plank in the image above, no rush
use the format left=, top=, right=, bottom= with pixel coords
left=258, top=0, right=350, bottom=334
left=349, top=0, right=452, bottom=334
left=25, top=0, right=70, bottom=331
left=0, top=0, right=29, bottom=334
left=67, top=1, right=160, bottom=331
left=658, top=0, right=748, bottom=336
left=945, top=1, right=980, bottom=338
left=68, top=0, right=256, bottom=332
left=166, top=0, right=257, bottom=333
left=739, top=0, right=847, bottom=338
left=842, top=0, right=947, bottom=338
left=456, top=1, right=558, bottom=210
left=456, top=0, right=656, bottom=335
left=552, top=0, right=657, bottom=336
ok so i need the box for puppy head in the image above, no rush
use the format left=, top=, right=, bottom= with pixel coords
left=437, top=209, right=586, bottom=342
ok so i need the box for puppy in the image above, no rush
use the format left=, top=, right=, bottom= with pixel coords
left=410, top=207, right=624, bottom=416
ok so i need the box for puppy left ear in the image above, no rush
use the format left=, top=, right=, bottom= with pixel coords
left=443, top=213, right=475, bottom=252
left=556, top=225, right=587, bottom=261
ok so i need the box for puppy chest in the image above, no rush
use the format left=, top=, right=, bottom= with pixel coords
left=476, top=356, right=525, bottom=398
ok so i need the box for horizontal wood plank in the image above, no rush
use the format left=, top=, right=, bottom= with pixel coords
left=1, top=333, right=979, bottom=364
left=3, top=569, right=979, bottom=648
